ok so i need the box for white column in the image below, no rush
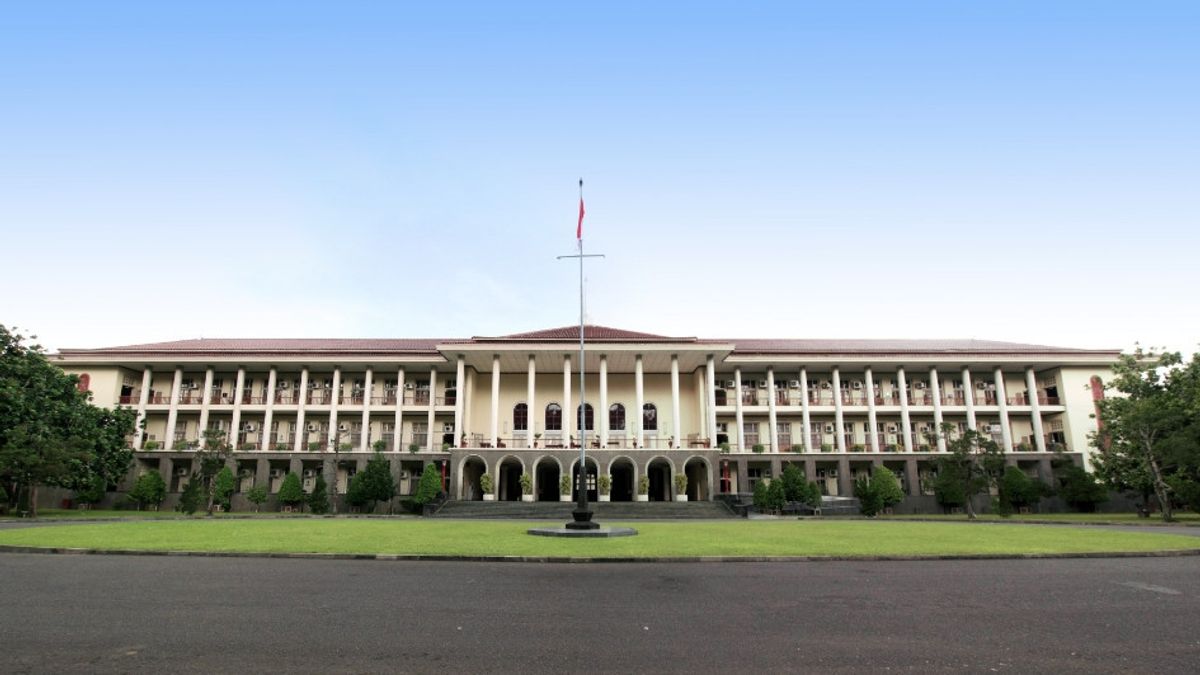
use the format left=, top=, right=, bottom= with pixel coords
left=962, top=366, right=977, bottom=431
left=427, top=367, right=438, bottom=452
left=327, top=367, right=341, bottom=451
left=671, top=355, right=681, bottom=449
left=865, top=366, right=879, bottom=453
left=599, top=355, right=608, bottom=448
left=694, top=368, right=705, bottom=446
left=1026, top=367, right=1046, bottom=452
left=464, top=367, right=474, bottom=440
left=527, top=355, right=537, bottom=449
left=930, top=367, right=946, bottom=452
left=198, top=367, right=215, bottom=440
left=563, top=355, right=573, bottom=444
left=994, top=367, right=1014, bottom=452
left=799, top=367, right=812, bottom=452
left=490, top=355, right=500, bottom=447
left=263, top=367, right=277, bottom=451
left=360, top=367, right=373, bottom=452
left=705, top=355, right=717, bottom=446
left=294, top=367, right=309, bottom=453
left=832, top=367, right=846, bottom=453
left=898, top=367, right=913, bottom=453
left=134, top=367, right=152, bottom=449
left=734, top=367, right=745, bottom=452
left=634, top=354, right=644, bottom=448
left=165, top=367, right=183, bottom=450
left=230, top=367, right=246, bottom=448
left=767, top=367, right=779, bottom=453
left=393, top=367, right=404, bottom=452
left=454, top=357, right=466, bottom=448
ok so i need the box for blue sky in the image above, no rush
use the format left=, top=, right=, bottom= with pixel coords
left=2, top=1, right=1197, bottom=353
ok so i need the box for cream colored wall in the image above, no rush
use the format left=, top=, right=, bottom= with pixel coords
left=1058, top=366, right=1110, bottom=470
left=58, top=366, right=123, bottom=407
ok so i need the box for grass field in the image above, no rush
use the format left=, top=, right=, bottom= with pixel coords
left=0, top=519, right=1196, bottom=558
left=883, top=513, right=1200, bottom=525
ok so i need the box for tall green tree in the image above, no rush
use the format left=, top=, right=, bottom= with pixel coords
left=935, top=424, right=1005, bottom=519
left=353, top=454, right=397, bottom=513
left=1091, top=348, right=1200, bottom=521
left=213, top=466, right=236, bottom=512
left=0, top=324, right=136, bottom=517
left=277, top=472, right=305, bottom=511
left=127, top=471, right=167, bottom=510
left=195, top=428, right=234, bottom=516
left=307, top=474, right=330, bottom=514
left=413, top=463, right=443, bottom=507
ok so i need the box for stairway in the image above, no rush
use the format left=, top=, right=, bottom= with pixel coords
left=433, top=500, right=735, bottom=519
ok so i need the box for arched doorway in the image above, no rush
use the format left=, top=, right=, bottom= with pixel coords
left=535, top=456, right=561, bottom=502
left=684, top=457, right=710, bottom=501
left=497, top=456, right=524, bottom=501
left=646, top=457, right=673, bottom=502
left=460, top=456, right=487, bottom=500
left=570, top=457, right=598, bottom=502
left=608, top=456, right=636, bottom=502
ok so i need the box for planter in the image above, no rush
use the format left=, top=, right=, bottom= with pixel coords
left=636, top=494, right=649, bottom=502
left=482, top=494, right=495, bottom=502
left=559, top=495, right=573, bottom=502
left=674, top=495, right=688, bottom=502
left=521, top=494, right=534, bottom=502
left=599, top=494, right=610, bottom=502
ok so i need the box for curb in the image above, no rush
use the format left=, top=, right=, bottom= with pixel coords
left=1, top=544, right=1198, bottom=564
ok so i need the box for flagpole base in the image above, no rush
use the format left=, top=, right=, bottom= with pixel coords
left=566, top=508, right=600, bottom=530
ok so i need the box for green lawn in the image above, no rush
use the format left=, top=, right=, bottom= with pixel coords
left=0, top=519, right=1196, bottom=558
left=1, top=508, right=313, bottom=520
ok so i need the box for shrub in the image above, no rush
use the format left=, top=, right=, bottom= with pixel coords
left=932, top=464, right=967, bottom=510
left=802, top=480, right=823, bottom=508
left=178, top=477, right=203, bottom=515
left=143, top=440, right=161, bottom=450
left=752, top=444, right=765, bottom=454
left=413, top=464, right=443, bottom=506
left=718, top=442, right=730, bottom=453
left=560, top=474, right=571, bottom=496
left=597, top=474, right=611, bottom=495
left=308, top=442, right=321, bottom=452
left=213, top=466, right=236, bottom=511
left=337, top=442, right=353, bottom=452
left=1057, top=464, right=1108, bottom=512
left=346, top=473, right=370, bottom=511
left=127, top=471, right=166, bottom=510
left=519, top=473, right=533, bottom=495
left=1167, top=475, right=1200, bottom=515
left=765, top=479, right=785, bottom=511
left=245, top=485, right=268, bottom=512
left=277, top=472, right=305, bottom=510
left=75, top=474, right=108, bottom=507
left=752, top=480, right=770, bottom=510
left=999, top=466, right=1050, bottom=514
left=479, top=473, right=493, bottom=494
left=307, top=474, right=329, bottom=514
left=820, top=443, right=832, bottom=452
left=372, top=439, right=387, bottom=452
left=780, top=464, right=806, bottom=502
left=791, top=444, right=804, bottom=453
left=408, top=443, right=421, bottom=454
left=674, top=473, right=688, bottom=496
left=854, top=476, right=884, bottom=516
left=871, top=466, right=906, bottom=509
left=637, top=475, right=649, bottom=495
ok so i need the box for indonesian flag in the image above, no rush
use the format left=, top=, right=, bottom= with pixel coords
left=576, top=195, right=585, bottom=240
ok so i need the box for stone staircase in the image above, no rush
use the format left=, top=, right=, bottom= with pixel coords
left=433, top=500, right=736, bottom=520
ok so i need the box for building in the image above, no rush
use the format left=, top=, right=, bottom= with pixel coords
left=52, top=325, right=1117, bottom=510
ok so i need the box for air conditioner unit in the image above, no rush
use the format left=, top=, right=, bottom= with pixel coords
left=914, top=382, right=926, bottom=390
left=976, top=381, right=986, bottom=390
left=243, top=423, right=256, bottom=432
left=181, top=379, right=195, bottom=390
left=269, top=468, right=284, bottom=478
left=787, top=380, right=801, bottom=389
left=443, top=423, right=454, bottom=433
left=324, top=382, right=332, bottom=389
left=756, top=381, right=767, bottom=389
left=823, top=423, right=835, bottom=434
left=338, top=423, right=349, bottom=432
left=307, top=423, right=319, bottom=432
left=174, top=467, right=189, bottom=477
left=400, top=471, right=411, bottom=480
left=404, top=383, right=415, bottom=390
left=303, top=469, right=318, bottom=478
left=886, top=424, right=899, bottom=433
left=279, top=381, right=290, bottom=389
left=724, top=380, right=736, bottom=389
left=989, top=424, right=1003, bottom=433
left=820, top=381, right=831, bottom=390
left=851, top=381, right=863, bottom=390
left=827, top=469, right=839, bottom=478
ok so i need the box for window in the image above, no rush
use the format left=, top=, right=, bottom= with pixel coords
left=642, top=403, right=657, bottom=431
left=577, top=403, right=594, bottom=431
left=76, top=373, right=90, bottom=392
left=545, top=403, right=562, bottom=431
left=609, top=403, right=625, bottom=431
left=513, top=403, right=528, bottom=431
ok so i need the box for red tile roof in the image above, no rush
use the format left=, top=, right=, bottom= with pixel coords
left=481, top=325, right=696, bottom=342
left=724, top=338, right=1115, bottom=355
left=59, top=338, right=445, bottom=355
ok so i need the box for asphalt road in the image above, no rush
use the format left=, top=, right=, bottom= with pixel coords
left=1, top=553, right=1198, bottom=674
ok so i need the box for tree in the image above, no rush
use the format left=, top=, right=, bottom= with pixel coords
left=73, top=473, right=108, bottom=509
left=936, top=424, right=1005, bottom=519
left=413, top=463, right=443, bottom=507
left=346, top=472, right=370, bottom=511
left=195, top=428, right=234, bottom=516
left=245, top=485, right=268, bottom=513
left=213, top=466, right=236, bottom=512
left=277, top=472, right=305, bottom=511
left=0, top=324, right=137, bottom=517
left=1057, top=463, right=1108, bottom=512
left=871, top=466, right=905, bottom=510
left=127, top=471, right=167, bottom=510
left=752, top=479, right=770, bottom=510
left=854, top=476, right=884, bottom=516
left=353, top=454, right=396, bottom=513
left=307, top=474, right=329, bottom=514
left=932, top=463, right=967, bottom=511
left=1091, top=348, right=1200, bottom=521
left=764, top=478, right=786, bottom=511
left=998, top=466, right=1052, bottom=514
left=178, top=477, right=203, bottom=515
left=780, top=464, right=806, bottom=502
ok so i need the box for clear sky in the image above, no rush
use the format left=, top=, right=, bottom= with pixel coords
left=2, top=1, right=1197, bottom=354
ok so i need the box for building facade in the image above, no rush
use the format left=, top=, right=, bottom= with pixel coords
left=53, top=325, right=1117, bottom=509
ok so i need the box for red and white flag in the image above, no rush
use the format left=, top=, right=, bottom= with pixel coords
left=576, top=194, right=585, bottom=240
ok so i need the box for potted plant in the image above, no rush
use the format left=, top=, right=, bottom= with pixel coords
left=791, top=444, right=804, bottom=453
left=851, top=444, right=864, bottom=452
left=718, top=442, right=730, bottom=454
left=479, top=473, right=495, bottom=501
left=559, top=474, right=573, bottom=502
left=533, top=432, right=542, bottom=448
left=441, top=442, right=451, bottom=452
left=598, top=474, right=611, bottom=502
left=752, top=444, right=765, bottom=454
left=408, top=443, right=420, bottom=454
left=519, top=473, right=534, bottom=502
left=636, top=475, right=650, bottom=502
left=308, top=442, right=322, bottom=452
left=820, top=443, right=832, bottom=453
left=143, top=440, right=161, bottom=450
left=674, top=474, right=689, bottom=501
left=372, top=439, right=387, bottom=452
